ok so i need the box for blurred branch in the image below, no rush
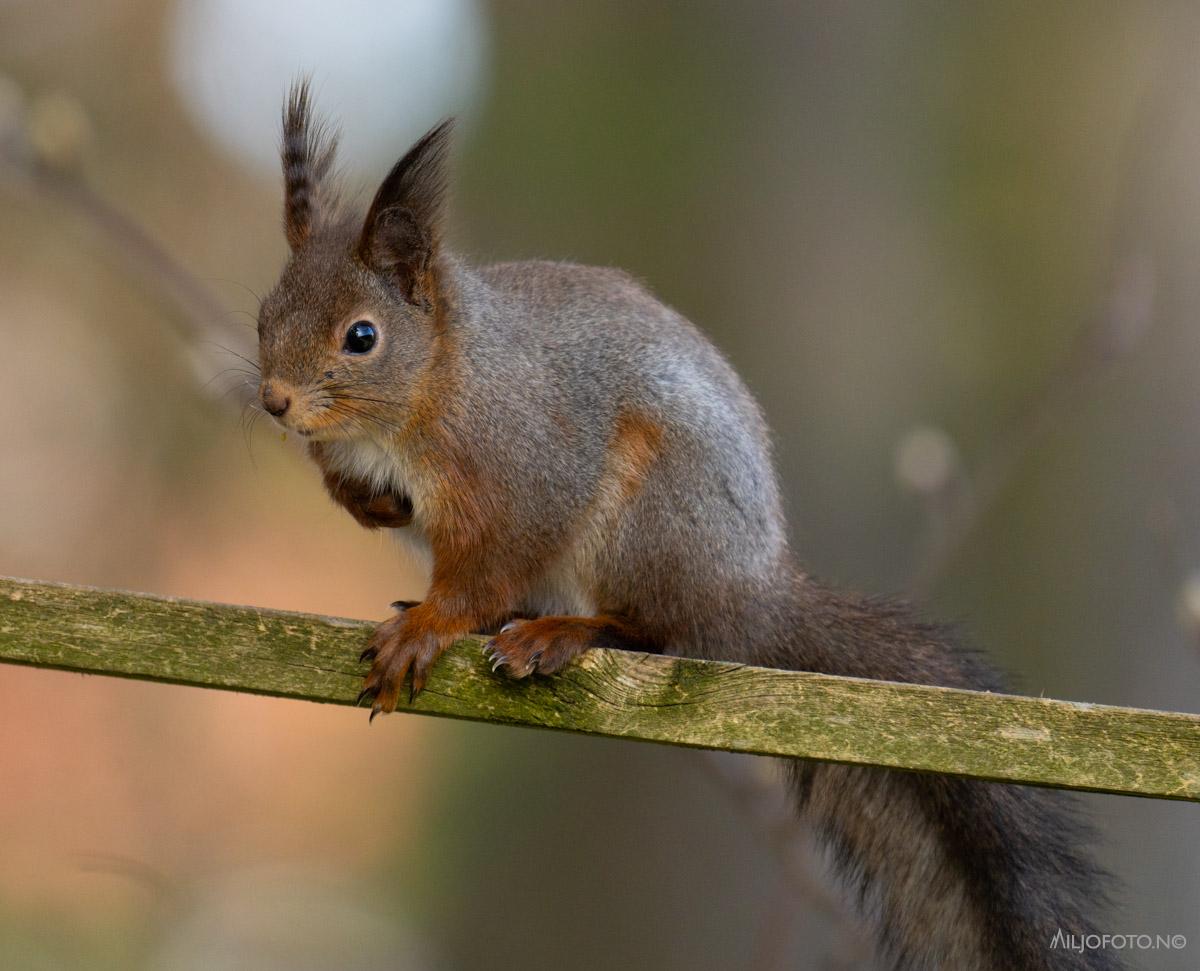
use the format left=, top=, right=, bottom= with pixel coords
left=1, top=575, right=1198, bottom=801
left=28, top=167, right=236, bottom=346
left=0, top=81, right=253, bottom=404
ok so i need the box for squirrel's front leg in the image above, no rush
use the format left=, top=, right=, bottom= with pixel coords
left=357, top=598, right=470, bottom=716
left=358, top=530, right=528, bottom=716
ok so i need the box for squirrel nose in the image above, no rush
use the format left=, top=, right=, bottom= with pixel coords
left=260, top=384, right=291, bottom=417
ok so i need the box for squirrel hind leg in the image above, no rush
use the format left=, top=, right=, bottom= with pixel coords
left=483, top=615, right=656, bottom=679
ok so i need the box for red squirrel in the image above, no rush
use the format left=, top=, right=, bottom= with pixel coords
left=256, top=83, right=1120, bottom=971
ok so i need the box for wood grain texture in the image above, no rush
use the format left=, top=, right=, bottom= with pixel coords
left=0, top=575, right=1196, bottom=801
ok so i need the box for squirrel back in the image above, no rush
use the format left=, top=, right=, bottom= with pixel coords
left=256, top=83, right=1121, bottom=970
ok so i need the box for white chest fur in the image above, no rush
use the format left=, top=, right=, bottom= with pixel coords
left=321, top=438, right=434, bottom=579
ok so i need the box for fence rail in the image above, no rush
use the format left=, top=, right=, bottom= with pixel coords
left=1, top=575, right=1196, bottom=801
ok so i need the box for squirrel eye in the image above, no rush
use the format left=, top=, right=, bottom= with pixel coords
left=343, top=320, right=377, bottom=354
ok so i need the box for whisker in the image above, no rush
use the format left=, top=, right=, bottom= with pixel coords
left=329, top=400, right=408, bottom=436
left=224, top=309, right=260, bottom=331
left=202, top=277, right=265, bottom=309
left=219, top=378, right=258, bottom=404
left=201, top=340, right=260, bottom=372
left=328, top=393, right=399, bottom=408
left=201, top=366, right=259, bottom=394
left=241, top=404, right=268, bottom=469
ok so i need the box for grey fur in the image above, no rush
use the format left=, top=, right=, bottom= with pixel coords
left=257, top=100, right=1122, bottom=971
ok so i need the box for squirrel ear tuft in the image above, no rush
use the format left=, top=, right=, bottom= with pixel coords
left=358, top=118, right=454, bottom=307
left=281, top=78, right=340, bottom=252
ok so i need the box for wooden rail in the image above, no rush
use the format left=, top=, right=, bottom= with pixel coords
left=1, top=575, right=1196, bottom=801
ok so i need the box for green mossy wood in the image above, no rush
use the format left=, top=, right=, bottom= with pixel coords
left=1, top=575, right=1197, bottom=801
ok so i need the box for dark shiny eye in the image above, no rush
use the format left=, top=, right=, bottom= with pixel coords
left=343, top=320, right=377, bottom=354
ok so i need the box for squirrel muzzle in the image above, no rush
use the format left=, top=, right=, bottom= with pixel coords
left=259, top=382, right=291, bottom=418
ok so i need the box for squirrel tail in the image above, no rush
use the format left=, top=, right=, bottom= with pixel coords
left=733, top=571, right=1123, bottom=970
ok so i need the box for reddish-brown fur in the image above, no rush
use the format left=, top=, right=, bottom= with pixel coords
left=608, top=410, right=663, bottom=501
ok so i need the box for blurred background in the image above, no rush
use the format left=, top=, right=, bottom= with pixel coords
left=2, top=1, right=1199, bottom=968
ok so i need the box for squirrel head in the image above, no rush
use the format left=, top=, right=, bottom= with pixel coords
left=256, top=80, right=454, bottom=442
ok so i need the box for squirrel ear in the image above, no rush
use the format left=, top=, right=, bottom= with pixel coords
left=282, top=79, right=340, bottom=252
left=358, top=118, right=454, bottom=307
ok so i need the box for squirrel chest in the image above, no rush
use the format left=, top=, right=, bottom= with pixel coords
left=321, top=438, right=434, bottom=576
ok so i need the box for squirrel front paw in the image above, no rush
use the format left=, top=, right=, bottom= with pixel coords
left=484, top=615, right=654, bottom=679
left=483, top=617, right=597, bottom=679
left=311, top=443, right=414, bottom=530
left=321, top=469, right=413, bottom=530
left=342, top=487, right=414, bottom=530
left=358, top=602, right=463, bottom=718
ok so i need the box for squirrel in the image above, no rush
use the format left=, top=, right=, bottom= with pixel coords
left=255, top=82, right=1121, bottom=971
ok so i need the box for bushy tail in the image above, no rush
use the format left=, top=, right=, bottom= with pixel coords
left=741, top=573, right=1122, bottom=970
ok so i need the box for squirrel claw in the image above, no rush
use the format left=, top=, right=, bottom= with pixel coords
left=359, top=646, right=377, bottom=663
left=390, top=600, right=420, bottom=612
left=484, top=641, right=508, bottom=672
left=356, top=686, right=376, bottom=707
left=484, top=618, right=533, bottom=673
left=369, top=704, right=383, bottom=723
left=358, top=606, right=457, bottom=719
left=484, top=617, right=599, bottom=680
